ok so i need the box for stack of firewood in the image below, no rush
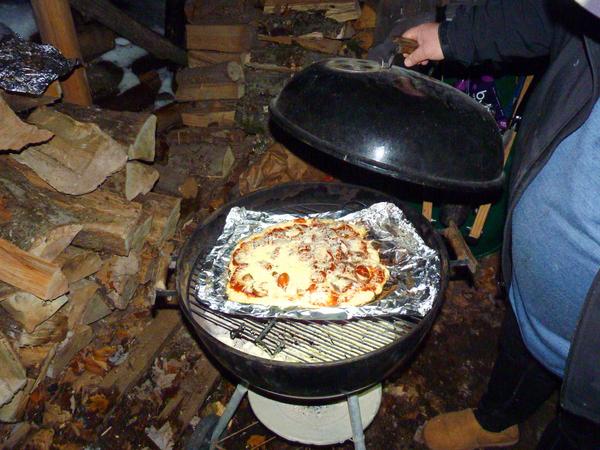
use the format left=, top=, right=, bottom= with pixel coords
left=0, top=97, right=180, bottom=423
left=175, top=0, right=253, bottom=129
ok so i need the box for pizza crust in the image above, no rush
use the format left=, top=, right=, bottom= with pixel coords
left=226, top=218, right=389, bottom=308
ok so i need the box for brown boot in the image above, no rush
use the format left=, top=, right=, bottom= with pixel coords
left=423, top=408, right=519, bottom=450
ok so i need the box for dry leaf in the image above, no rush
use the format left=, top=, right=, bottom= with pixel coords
left=86, top=393, right=110, bottom=414
left=83, top=356, right=108, bottom=375
left=146, top=422, right=174, bottom=450
left=246, top=434, right=268, bottom=449
left=43, top=402, right=72, bottom=426
left=27, top=428, right=54, bottom=450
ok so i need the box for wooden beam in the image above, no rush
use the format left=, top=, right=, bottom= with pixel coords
left=31, top=0, right=92, bottom=106
left=70, top=0, right=187, bottom=66
left=0, top=238, right=68, bottom=301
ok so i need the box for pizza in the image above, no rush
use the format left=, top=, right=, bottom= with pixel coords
left=226, top=218, right=389, bottom=307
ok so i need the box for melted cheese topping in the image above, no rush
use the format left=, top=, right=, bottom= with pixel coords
left=226, top=218, right=389, bottom=307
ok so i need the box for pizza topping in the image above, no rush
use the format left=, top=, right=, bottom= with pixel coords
left=355, top=265, right=370, bottom=279
left=277, top=272, right=290, bottom=289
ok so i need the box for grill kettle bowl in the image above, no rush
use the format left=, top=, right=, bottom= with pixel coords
left=177, top=182, right=449, bottom=400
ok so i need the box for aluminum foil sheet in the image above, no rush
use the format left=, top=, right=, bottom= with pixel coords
left=0, top=33, right=76, bottom=95
left=194, top=202, right=440, bottom=320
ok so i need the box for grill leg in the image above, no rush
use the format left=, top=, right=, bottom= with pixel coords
left=347, top=394, right=367, bottom=450
left=209, top=384, right=248, bottom=450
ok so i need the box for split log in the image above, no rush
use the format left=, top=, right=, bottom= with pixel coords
left=76, top=22, right=116, bottom=61
left=188, top=50, right=250, bottom=68
left=0, top=331, right=27, bottom=408
left=12, top=108, right=127, bottom=195
left=54, top=247, right=102, bottom=285
left=175, top=76, right=244, bottom=101
left=294, top=36, right=342, bottom=54
left=103, top=162, right=160, bottom=201
left=0, top=239, right=68, bottom=301
left=140, top=193, right=181, bottom=246
left=160, top=355, right=219, bottom=433
left=46, top=325, right=93, bottom=379
left=166, top=126, right=245, bottom=145
left=184, top=0, right=252, bottom=25
left=99, top=310, right=181, bottom=399
left=0, top=159, right=82, bottom=262
left=0, top=292, right=69, bottom=333
left=181, top=100, right=237, bottom=128
left=154, top=103, right=183, bottom=133
left=176, top=62, right=244, bottom=85
left=53, top=104, right=157, bottom=162
left=186, top=24, right=253, bottom=53
left=258, top=33, right=342, bottom=54
left=263, top=0, right=361, bottom=22
left=95, top=253, right=140, bottom=310
left=15, top=311, right=68, bottom=349
left=70, top=0, right=187, bottom=66
left=3, top=158, right=151, bottom=256
left=0, top=379, right=34, bottom=423
left=154, top=242, right=175, bottom=292
left=67, top=280, right=100, bottom=321
left=66, top=279, right=111, bottom=329
left=0, top=96, right=53, bottom=151
left=138, top=245, right=159, bottom=285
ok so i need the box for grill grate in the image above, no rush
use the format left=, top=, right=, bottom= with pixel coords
left=185, top=201, right=421, bottom=364
left=188, top=297, right=418, bottom=363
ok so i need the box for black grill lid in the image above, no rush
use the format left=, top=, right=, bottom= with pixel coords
left=270, top=58, right=505, bottom=192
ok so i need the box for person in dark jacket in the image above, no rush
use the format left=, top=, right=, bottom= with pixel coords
left=398, top=0, right=600, bottom=449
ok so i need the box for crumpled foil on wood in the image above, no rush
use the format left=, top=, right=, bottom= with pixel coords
left=193, top=202, right=441, bottom=320
left=0, top=34, right=76, bottom=96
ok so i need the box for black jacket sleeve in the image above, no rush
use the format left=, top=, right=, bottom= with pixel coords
left=439, top=0, right=555, bottom=65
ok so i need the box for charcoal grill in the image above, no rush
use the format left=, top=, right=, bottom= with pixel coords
left=177, top=182, right=448, bottom=448
left=177, top=58, right=503, bottom=449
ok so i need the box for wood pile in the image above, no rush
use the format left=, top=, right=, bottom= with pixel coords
left=176, top=0, right=254, bottom=128
left=0, top=100, right=181, bottom=424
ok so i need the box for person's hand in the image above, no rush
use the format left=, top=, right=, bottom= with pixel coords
left=401, top=23, right=444, bottom=67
